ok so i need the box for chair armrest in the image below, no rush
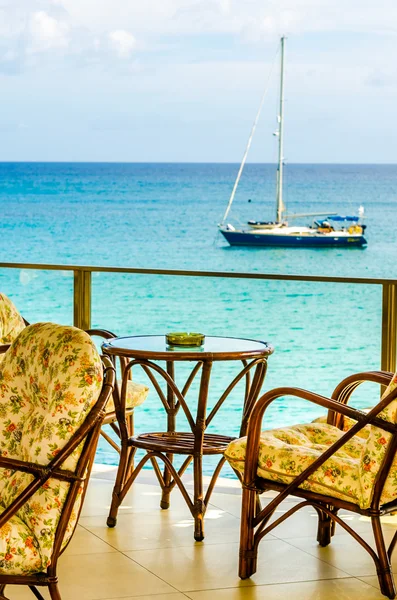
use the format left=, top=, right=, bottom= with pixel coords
left=85, top=329, right=117, bottom=339
left=328, top=370, right=395, bottom=427
left=332, top=370, right=394, bottom=403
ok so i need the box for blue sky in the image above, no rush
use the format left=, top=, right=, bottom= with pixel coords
left=1, top=0, right=397, bottom=163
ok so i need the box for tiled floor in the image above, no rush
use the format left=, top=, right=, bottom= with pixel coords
left=5, top=466, right=396, bottom=599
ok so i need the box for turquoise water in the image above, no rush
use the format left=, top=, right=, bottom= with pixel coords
left=0, top=162, right=396, bottom=472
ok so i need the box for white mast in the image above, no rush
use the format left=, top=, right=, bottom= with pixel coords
left=275, top=36, right=286, bottom=224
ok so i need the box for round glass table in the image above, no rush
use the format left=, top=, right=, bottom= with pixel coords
left=102, top=335, right=274, bottom=540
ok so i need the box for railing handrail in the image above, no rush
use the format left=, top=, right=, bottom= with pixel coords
left=0, top=262, right=396, bottom=286
left=1, top=261, right=396, bottom=374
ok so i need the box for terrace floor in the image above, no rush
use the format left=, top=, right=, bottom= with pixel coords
left=6, top=466, right=394, bottom=600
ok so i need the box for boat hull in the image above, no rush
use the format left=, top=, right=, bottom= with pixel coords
left=220, top=230, right=367, bottom=248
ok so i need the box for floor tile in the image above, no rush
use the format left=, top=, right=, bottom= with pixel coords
left=81, top=506, right=245, bottom=551
left=286, top=528, right=397, bottom=577
left=358, top=576, right=382, bottom=590
left=209, top=493, right=380, bottom=539
left=208, top=491, right=243, bottom=518
left=65, top=524, right=117, bottom=555
left=81, top=478, right=195, bottom=518
left=126, top=538, right=350, bottom=592
left=4, top=552, right=176, bottom=600
left=185, top=577, right=385, bottom=599
left=100, top=595, right=188, bottom=600
left=209, top=491, right=292, bottom=519
left=263, top=505, right=376, bottom=540
left=4, top=476, right=393, bottom=600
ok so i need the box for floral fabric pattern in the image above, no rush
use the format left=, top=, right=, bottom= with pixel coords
left=0, top=511, right=44, bottom=575
left=106, top=380, right=149, bottom=413
left=0, top=293, right=25, bottom=345
left=312, top=414, right=371, bottom=439
left=0, top=322, right=103, bottom=575
left=359, top=372, right=397, bottom=507
left=226, top=372, right=397, bottom=510
left=225, top=423, right=364, bottom=504
left=0, top=294, right=148, bottom=418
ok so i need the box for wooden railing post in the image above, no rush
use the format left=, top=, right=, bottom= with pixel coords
left=381, top=283, right=397, bottom=373
left=73, top=269, right=92, bottom=330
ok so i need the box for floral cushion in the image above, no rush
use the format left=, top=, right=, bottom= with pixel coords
left=226, top=372, right=397, bottom=510
left=360, top=373, right=397, bottom=507
left=106, top=380, right=149, bottom=413
left=225, top=423, right=364, bottom=505
left=312, top=414, right=371, bottom=439
left=0, top=510, right=44, bottom=575
left=0, top=322, right=103, bottom=575
left=0, top=293, right=25, bottom=345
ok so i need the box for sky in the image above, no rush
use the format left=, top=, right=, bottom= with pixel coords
left=1, top=0, right=397, bottom=163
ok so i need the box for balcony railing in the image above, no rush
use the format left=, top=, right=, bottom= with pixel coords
left=0, top=262, right=396, bottom=375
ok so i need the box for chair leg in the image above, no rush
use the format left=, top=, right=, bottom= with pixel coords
left=126, top=413, right=134, bottom=478
left=239, top=486, right=258, bottom=579
left=372, top=515, right=396, bottom=599
left=331, top=515, right=337, bottom=537
left=28, top=586, right=47, bottom=600
left=0, top=583, right=8, bottom=600
left=160, top=451, right=174, bottom=510
left=107, top=440, right=131, bottom=528
left=48, top=582, right=62, bottom=600
left=316, top=508, right=333, bottom=547
left=255, top=492, right=262, bottom=517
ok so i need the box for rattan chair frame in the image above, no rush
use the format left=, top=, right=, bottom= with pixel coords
left=0, top=356, right=115, bottom=600
left=85, top=329, right=136, bottom=496
left=239, top=370, right=397, bottom=599
left=2, top=312, right=137, bottom=535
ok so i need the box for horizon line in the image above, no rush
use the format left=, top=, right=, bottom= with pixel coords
left=0, top=160, right=396, bottom=166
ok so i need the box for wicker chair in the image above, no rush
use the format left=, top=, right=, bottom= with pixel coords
left=225, top=370, right=397, bottom=599
left=0, top=322, right=115, bottom=600
left=0, top=294, right=148, bottom=526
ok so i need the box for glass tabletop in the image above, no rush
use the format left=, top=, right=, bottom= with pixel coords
left=102, top=335, right=273, bottom=361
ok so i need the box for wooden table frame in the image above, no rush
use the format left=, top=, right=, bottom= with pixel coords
left=103, top=336, right=273, bottom=541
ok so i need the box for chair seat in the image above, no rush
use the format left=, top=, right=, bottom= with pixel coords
left=0, top=508, right=46, bottom=575
left=106, top=380, right=149, bottom=413
left=312, top=413, right=371, bottom=439
left=225, top=422, right=365, bottom=505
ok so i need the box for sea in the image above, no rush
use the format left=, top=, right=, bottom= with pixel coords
left=0, top=161, right=396, bottom=474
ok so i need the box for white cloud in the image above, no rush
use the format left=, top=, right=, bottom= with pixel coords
left=108, top=30, right=136, bottom=58
left=29, top=11, right=70, bottom=53
left=0, top=0, right=396, bottom=76
left=60, top=0, right=397, bottom=37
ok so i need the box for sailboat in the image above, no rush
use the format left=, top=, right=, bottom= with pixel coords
left=218, top=37, right=367, bottom=248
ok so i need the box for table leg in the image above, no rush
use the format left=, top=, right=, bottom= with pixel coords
left=192, top=360, right=212, bottom=541
left=161, top=361, right=175, bottom=510
left=193, top=452, right=204, bottom=541
left=107, top=376, right=134, bottom=528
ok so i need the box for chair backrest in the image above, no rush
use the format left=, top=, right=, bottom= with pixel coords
left=360, top=373, right=397, bottom=508
left=0, top=292, right=25, bottom=344
left=0, top=322, right=112, bottom=571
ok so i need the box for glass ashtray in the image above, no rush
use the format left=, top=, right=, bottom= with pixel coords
left=165, top=332, right=205, bottom=347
